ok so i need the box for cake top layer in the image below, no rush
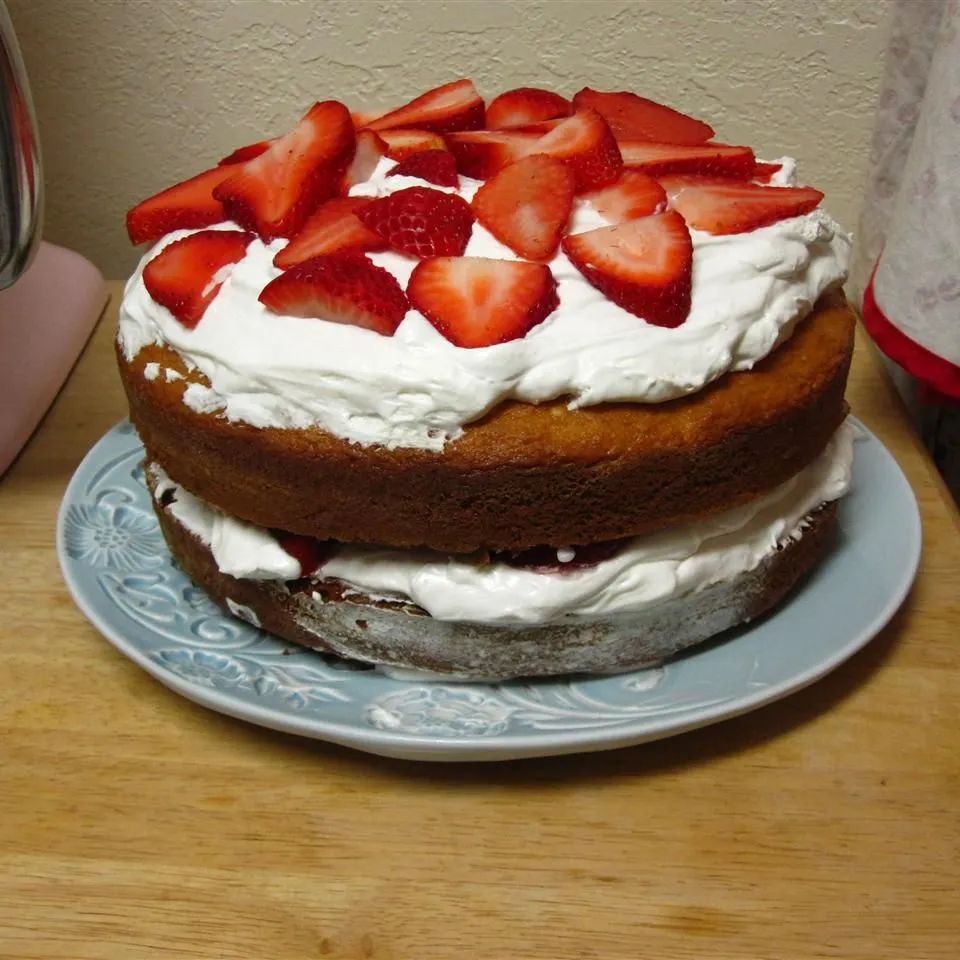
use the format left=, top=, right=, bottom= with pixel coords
left=119, top=81, right=850, bottom=450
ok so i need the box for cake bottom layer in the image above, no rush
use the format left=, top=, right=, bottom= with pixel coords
left=151, top=493, right=838, bottom=680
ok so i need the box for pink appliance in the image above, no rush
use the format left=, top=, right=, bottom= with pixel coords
left=0, top=0, right=106, bottom=475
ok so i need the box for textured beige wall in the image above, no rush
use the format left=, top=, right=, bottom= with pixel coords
left=9, top=0, right=891, bottom=277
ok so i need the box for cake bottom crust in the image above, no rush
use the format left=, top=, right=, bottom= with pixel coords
left=152, top=492, right=839, bottom=681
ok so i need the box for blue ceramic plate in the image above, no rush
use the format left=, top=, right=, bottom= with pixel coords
left=57, top=419, right=920, bottom=762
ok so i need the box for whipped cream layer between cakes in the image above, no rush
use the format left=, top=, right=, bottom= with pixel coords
left=148, top=419, right=855, bottom=626
left=120, top=157, right=851, bottom=452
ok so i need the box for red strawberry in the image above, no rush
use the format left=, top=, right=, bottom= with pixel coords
left=142, top=229, right=254, bottom=328
left=273, top=198, right=383, bottom=269
left=351, top=110, right=381, bottom=129
left=752, top=161, right=783, bottom=183
left=259, top=253, right=408, bottom=336
left=572, top=88, right=714, bottom=144
left=377, top=128, right=449, bottom=160
left=561, top=211, right=692, bottom=327
left=365, top=79, right=485, bottom=133
left=387, top=150, right=459, bottom=187
left=218, top=139, right=274, bottom=166
left=126, top=165, right=236, bottom=245
left=618, top=141, right=755, bottom=178
left=272, top=531, right=334, bottom=577
left=408, top=257, right=559, bottom=348
left=509, top=118, right=567, bottom=134
left=471, top=154, right=575, bottom=260
left=339, top=129, right=387, bottom=192
left=213, top=101, right=355, bottom=240
left=486, top=87, right=572, bottom=129
left=446, top=129, right=540, bottom=179
left=659, top=176, right=824, bottom=234
left=356, top=187, right=474, bottom=258
left=532, top=109, right=623, bottom=191
left=583, top=170, right=666, bottom=223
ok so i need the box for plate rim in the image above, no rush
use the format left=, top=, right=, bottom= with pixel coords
left=57, top=417, right=922, bottom=760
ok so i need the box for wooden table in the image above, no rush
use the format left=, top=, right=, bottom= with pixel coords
left=2, top=283, right=958, bottom=960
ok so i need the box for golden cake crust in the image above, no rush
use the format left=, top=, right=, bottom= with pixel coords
left=119, top=291, right=854, bottom=552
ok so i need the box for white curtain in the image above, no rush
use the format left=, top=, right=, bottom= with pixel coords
left=853, top=0, right=959, bottom=496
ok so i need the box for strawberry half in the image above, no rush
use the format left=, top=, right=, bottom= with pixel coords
left=351, top=110, right=381, bottom=129
left=213, top=100, right=355, bottom=240
left=126, top=165, right=237, bottom=245
left=272, top=531, right=335, bottom=577
left=752, top=161, right=783, bottom=183
left=583, top=170, right=667, bottom=223
left=446, top=129, right=540, bottom=179
left=509, top=118, right=566, bottom=135
left=259, top=253, right=408, bottom=336
left=218, top=139, right=274, bottom=166
left=471, top=154, right=575, bottom=260
left=387, top=150, right=459, bottom=187
left=561, top=211, right=692, bottom=327
left=365, top=79, right=485, bottom=133
left=356, top=186, right=474, bottom=258
left=532, top=109, right=622, bottom=191
left=377, top=128, right=448, bottom=160
left=572, top=88, right=714, bottom=144
left=486, top=87, right=572, bottom=129
left=339, top=129, right=387, bottom=192
left=273, top=198, right=383, bottom=269
left=408, top=257, right=559, bottom=348
left=142, top=229, right=254, bottom=328
left=619, top=141, right=755, bottom=178
left=659, top=176, right=824, bottom=234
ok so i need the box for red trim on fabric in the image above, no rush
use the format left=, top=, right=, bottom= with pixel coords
left=862, top=262, right=960, bottom=402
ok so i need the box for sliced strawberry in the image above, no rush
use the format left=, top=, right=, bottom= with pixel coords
left=213, top=100, right=355, bottom=240
left=366, top=79, right=485, bottom=133
left=619, top=141, right=755, bottom=178
left=446, top=129, right=540, bottom=179
left=339, top=129, right=387, bottom=192
left=356, top=187, right=473, bottom=258
left=126, top=165, right=237, bottom=245
left=259, top=253, right=408, bottom=336
left=486, top=87, right=572, bottom=129
left=572, top=88, right=714, bottom=144
left=218, top=139, right=274, bottom=166
left=377, top=128, right=448, bottom=160
left=532, top=109, right=622, bottom=191
left=351, top=110, right=381, bottom=129
left=561, top=211, right=692, bottom=327
left=583, top=170, right=666, bottom=223
left=408, top=257, right=558, bottom=348
left=471, top=154, right=575, bottom=260
left=659, top=176, right=824, bottom=234
left=272, top=531, right=335, bottom=577
left=273, top=198, right=383, bottom=269
left=509, top=118, right=567, bottom=134
left=142, top=229, right=253, bottom=328
left=387, top=150, right=459, bottom=187
left=752, top=161, right=783, bottom=183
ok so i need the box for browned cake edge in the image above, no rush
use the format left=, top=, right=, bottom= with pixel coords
left=120, top=292, right=854, bottom=551
left=152, top=484, right=839, bottom=681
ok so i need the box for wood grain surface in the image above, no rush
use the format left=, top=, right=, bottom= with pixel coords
left=1, top=284, right=958, bottom=960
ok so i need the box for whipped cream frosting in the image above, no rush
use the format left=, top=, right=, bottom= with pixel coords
left=119, top=155, right=851, bottom=451
left=150, top=419, right=856, bottom=626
